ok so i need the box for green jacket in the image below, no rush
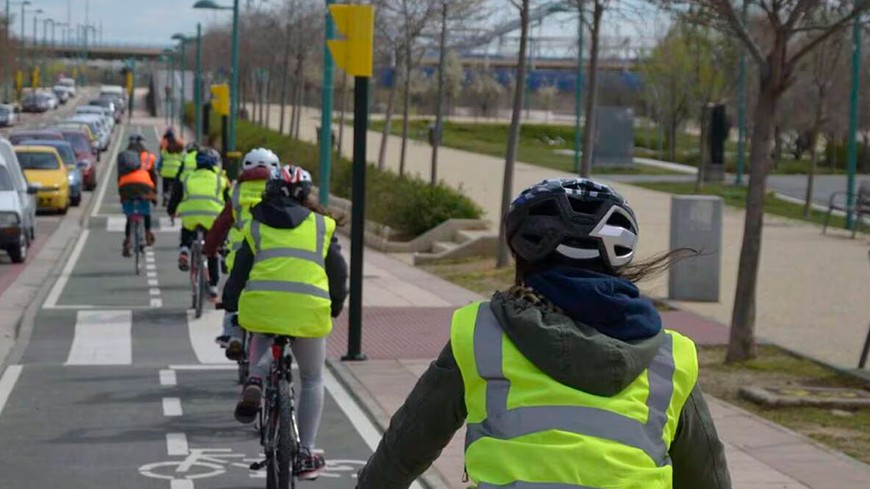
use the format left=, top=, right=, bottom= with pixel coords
left=356, top=291, right=732, bottom=489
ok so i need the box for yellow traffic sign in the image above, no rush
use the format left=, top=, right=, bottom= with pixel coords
left=210, top=84, right=230, bottom=116
left=31, top=68, right=40, bottom=88
left=15, top=71, right=22, bottom=91
left=226, top=151, right=242, bottom=159
left=327, top=5, right=374, bottom=78
left=126, top=72, right=134, bottom=95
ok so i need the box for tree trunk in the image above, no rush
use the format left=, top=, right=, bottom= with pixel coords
left=496, top=0, right=530, bottom=268
left=278, top=28, right=291, bottom=135
left=431, top=1, right=448, bottom=186
left=696, top=105, right=710, bottom=192
left=579, top=0, right=603, bottom=178
left=399, top=43, right=413, bottom=176
left=772, top=124, right=782, bottom=166
left=727, top=60, right=783, bottom=363
left=265, top=67, right=272, bottom=129
left=668, top=115, right=678, bottom=162
left=804, top=99, right=824, bottom=218
left=292, top=53, right=304, bottom=140
left=337, top=75, right=349, bottom=155
left=378, top=51, right=400, bottom=170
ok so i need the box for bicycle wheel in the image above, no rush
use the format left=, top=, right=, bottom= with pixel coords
left=266, top=379, right=296, bottom=489
left=133, top=219, right=142, bottom=275
left=237, top=333, right=250, bottom=385
left=195, top=250, right=206, bottom=319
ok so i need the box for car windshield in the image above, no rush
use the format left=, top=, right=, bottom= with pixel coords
left=22, top=143, right=75, bottom=166
left=0, top=107, right=10, bottom=115
left=62, top=133, right=91, bottom=154
left=16, top=151, right=60, bottom=170
left=0, top=166, right=13, bottom=191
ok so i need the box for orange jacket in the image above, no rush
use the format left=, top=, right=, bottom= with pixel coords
left=119, top=168, right=156, bottom=190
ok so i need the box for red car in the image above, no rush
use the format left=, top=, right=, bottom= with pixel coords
left=55, top=129, right=98, bottom=190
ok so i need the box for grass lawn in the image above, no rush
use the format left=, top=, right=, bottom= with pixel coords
left=421, top=256, right=870, bottom=464
left=633, top=181, right=849, bottom=231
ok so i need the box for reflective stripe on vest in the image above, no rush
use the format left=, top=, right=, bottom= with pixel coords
left=160, top=151, right=184, bottom=177
left=479, top=483, right=597, bottom=489
left=177, top=171, right=225, bottom=226
left=466, top=304, right=674, bottom=466
left=244, top=280, right=331, bottom=300
left=249, top=217, right=325, bottom=267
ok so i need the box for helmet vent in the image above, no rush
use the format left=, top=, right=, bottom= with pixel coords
left=521, top=233, right=543, bottom=245
left=528, top=200, right=558, bottom=216
left=568, top=198, right=601, bottom=215
left=606, top=211, right=633, bottom=230
left=615, top=245, right=632, bottom=256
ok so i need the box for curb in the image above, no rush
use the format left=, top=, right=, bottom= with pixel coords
left=326, top=358, right=453, bottom=489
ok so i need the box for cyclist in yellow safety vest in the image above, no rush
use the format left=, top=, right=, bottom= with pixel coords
left=174, top=142, right=199, bottom=184
left=355, top=178, right=731, bottom=489
left=167, top=147, right=229, bottom=299
left=158, top=129, right=185, bottom=207
left=221, top=165, right=348, bottom=480
left=203, top=148, right=281, bottom=348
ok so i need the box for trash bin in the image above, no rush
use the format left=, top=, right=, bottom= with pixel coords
left=668, top=195, right=723, bottom=302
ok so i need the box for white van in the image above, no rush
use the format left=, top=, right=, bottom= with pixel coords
left=58, top=77, right=76, bottom=97
left=0, top=138, right=37, bottom=262
left=99, top=85, right=125, bottom=98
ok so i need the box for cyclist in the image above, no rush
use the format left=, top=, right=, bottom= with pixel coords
left=128, top=133, right=158, bottom=188
left=158, top=131, right=186, bottom=207
left=160, top=126, right=183, bottom=150
left=203, top=147, right=281, bottom=348
left=178, top=142, right=199, bottom=182
left=222, top=165, right=348, bottom=480
left=167, top=147, right=229, bottom=299
left=355, top=178, right=731, bottom=489
left=117, top=138, right=157, bottom=257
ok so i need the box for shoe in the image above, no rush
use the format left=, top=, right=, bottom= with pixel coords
left=214, top=335, right=229, bottom=348
left=208, top=286, right=219, bottom=300
left=294, top=448, right=326, bottom=480
left=225, top=337, right=243, bottom=360
left=234, top=378, right=262, bottom=424
left=178, top=251, right=189, bottom=271
left=146, top=231, right=156, bottom=246
left=122, top=239, right=131, bottom=257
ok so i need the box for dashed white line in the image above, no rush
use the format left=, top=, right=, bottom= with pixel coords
left=147, top=271, right=157, bottom=279
left=65, top=310, right=133, bottom=365
left=150, top=298, right=163, bottom=308
left=0, top=365, right=23, bottom=417
left=165, top=432, right=188, bottom=456
left=159, top=369, right=177, bottom=386
left=148, top=278, right=159, bottom=287
left=162, top=397, right=183, bottom=417
left=170, top=480, right=194, bottom=489
left=169, top=364, right=236, bottom=371
left=146, top=263, right=156, bottom=271
left=149, top=288, right=160, bottom=296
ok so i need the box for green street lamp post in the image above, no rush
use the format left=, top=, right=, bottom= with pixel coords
left=573, top=6, right=584, bottom=174
left=735, top=0, right=748, bottom=185
left=172, top=33, right=191, bottom=134
left=319, top=0, right=335, bottom=206
left=195, top=23, right=203, bottom=143
left=845, top=6, right=864, bottom=229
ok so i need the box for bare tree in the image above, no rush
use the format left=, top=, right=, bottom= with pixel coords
left=579, top=0, right=608, bottom=177
left=496, top=0, right=530, bottom=268
left=656, top=0, right=870, bottom=362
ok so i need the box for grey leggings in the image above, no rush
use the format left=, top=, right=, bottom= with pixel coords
left=248, top=334, right=326, bottom=450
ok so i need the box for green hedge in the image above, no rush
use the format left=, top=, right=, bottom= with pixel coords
left=186, top=104, right=482, bottom=238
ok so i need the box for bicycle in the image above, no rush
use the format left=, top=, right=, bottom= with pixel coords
left=189, top=226, right=209, bottom=319
left=128, top=198, right=150, bottom=275
left=249, top=335, right=301, bottom=489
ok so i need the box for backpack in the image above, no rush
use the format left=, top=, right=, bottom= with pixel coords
left=117, top=150, right=141, bottom=176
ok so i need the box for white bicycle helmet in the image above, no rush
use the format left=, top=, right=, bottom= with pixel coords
left=242, top=148, right=280, bottom=172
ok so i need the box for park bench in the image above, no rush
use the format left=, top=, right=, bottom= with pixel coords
left=822, top=180, right=870, bottom=238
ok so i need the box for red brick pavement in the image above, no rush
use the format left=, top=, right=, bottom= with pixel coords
left=327, top=305, right=729, bottom=361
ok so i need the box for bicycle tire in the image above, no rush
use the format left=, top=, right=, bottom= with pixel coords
left=133, top=219, right=142, bottom=275
left=195, top=250, right=206, bottom=319
left=237, top=333, right=250, bottom=385
left=267, top=379, right=295, bottom=489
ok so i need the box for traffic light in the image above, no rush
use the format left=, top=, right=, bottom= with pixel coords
left=327, top=5, right=374, bottom=78
left=210, top=84, right=230, bottom=116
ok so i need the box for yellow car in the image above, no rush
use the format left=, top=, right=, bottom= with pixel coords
left=14, top=146, right=70, bottom=213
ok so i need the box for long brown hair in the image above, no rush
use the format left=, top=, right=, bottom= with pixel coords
left=302, top=196, right=348, bottom=227
left=514, top=248, right=698, bottom=285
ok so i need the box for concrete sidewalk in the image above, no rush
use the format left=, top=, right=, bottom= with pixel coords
left=322, top=241, right=870, bottom=489
left=257, top=104, right=870, bottom=372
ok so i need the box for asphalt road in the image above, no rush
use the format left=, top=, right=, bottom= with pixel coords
left=0, top=122, right=401, bottom=489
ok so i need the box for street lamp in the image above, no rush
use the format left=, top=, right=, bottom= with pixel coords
left=193, top=0, right=240, bottom=152
left=171, top=33, right=192, bottom=134
left=163, top=48, right=176, bottom=127
left=5, top=1, right=33, bottom=102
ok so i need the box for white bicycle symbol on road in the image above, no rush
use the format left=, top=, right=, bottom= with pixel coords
left=139, top=448, right=365, bottom=481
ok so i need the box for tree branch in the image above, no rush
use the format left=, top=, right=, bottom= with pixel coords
left=710, top=0, right=766, bottom=65
left=785, top=0, right=816, bottom=29
left=789, top=6, right=867, bottom=66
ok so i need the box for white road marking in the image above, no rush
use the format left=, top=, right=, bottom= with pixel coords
left=170, top=479, right=194, bottom=489
left=324, top=368, right=424, bottom=489
left=146, top=263, right=156, bottom=271
left=91, top=125, right=129, bottom=218
left=0, top=365, right=23, bottom=418
left=150, top=298, right=163, bottom=308
left=43, top=229, right=90, bottom=309
left=162, top=397, right=183, bottom=416
left=148, top=278, right=159, bottom=287
left=187, top=310, right=233, bottom=365
left=159, top=369, right=177, bottom=386
left=65, top=310, right=133, bottom=365
left=149, top=288, right=161, bottom=296
left=159, top=216, right=180, bottom=232
left=147, top=271, right=157, bottom=279
left=169, top=364, right=236, bottom=371
left=106, top=216, right=126, bottom=232
left=166, top=432, right=188, bottom=456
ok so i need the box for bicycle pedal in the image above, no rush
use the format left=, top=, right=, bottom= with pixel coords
left=249, top=459, right=267, bottom=470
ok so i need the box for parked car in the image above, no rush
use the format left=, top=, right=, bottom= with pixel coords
left=52, top=128, right=97, bottom=190
left=7, top=130, right=64, bottom=146
left=52, top=121, right=100, bottom=157
left=53, top=86, right=72, bottom=104
left=13, top=146, right=70, bottom=213
left=65, top=115, right=110, bottom=151
left=0, top=138, right=37, bottom=263
left=0, top=104, right=16, bottom=127
left=17, top=140, right=82, bottom=207
left=58, top=77, right=76, bottom=97
left=88, top=99, right=120, bottom=123
left=75, top=105, right=114, bottom=132
left=21, top=93, right=50, bottom=113
left=99, top=93, right=127, bottom=114
left=41, top=90, right=59, bottom=110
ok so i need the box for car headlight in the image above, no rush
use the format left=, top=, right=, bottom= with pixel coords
left=0, top=212, right=20, bottom=227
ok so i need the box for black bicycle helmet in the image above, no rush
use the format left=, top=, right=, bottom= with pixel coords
left=505, top=178, right=639, bottom=271
left=195, top=147, right=221, bottom=169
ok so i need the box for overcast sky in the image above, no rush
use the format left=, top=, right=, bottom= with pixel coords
left=19, top=0, right=664, bottom=56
